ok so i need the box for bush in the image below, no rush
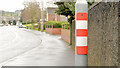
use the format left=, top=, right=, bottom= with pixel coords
left=46, top=21, right=69, bottom=28
left=22, top=22, right=26, bottom=25
left=26, top=23, right=45, bottom=31
left=27, top=21, right=31, bottom=24
left=36, top=23, right=46, bottom=30
left=22, top=21, right=31, bottom=25
left=43, top=24, right=46, bottom=30
left=23, top=22, right=46, bottom=31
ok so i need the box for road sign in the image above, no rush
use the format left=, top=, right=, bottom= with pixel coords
left=75, top=0, right=88, bottom=66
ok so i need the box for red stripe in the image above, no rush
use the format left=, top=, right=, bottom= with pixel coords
left=76, top=29, right=87, bottom=37
left=77, top=13, right=88, bottom=20
left=76, top=46, right=87, bottom=55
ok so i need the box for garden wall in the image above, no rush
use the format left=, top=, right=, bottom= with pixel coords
left=45, top=28, right=61, bottom=35
left=61, top=29, right=70, bottom=43
left=88, top=2, right=120, bottom=66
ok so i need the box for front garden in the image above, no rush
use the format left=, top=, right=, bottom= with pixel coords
left=45, top=21, right=69, bottom=35
left=23, top=22, right=46, bottom=32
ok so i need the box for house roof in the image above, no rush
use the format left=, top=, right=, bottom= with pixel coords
left=47, top=6, right=58, bottom=9
left=46, top=1, right=58, bottom=8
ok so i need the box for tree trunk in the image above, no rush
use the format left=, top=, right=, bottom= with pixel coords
left=72, top=20, right=75, bottom=49
left=38, top=22, right=40, bottom=31
left=69, top=19, right=72, bottom=45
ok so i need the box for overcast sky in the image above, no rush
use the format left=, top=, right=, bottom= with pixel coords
left=0, top=0, right=24, bottom=12
left=0, top=0, right=55, bottom=12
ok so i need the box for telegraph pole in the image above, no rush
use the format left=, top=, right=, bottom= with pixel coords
left=75, top=0, right=88, bottom=66
left=41, top=0, right=44, bottom=32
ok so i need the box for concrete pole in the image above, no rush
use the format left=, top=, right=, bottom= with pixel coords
left=41, top=0, right=44, bottom=32
left=75, top=0, right=88, bottom=66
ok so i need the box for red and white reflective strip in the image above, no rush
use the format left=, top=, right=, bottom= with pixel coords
left=76, top=12, right=88, bottom=55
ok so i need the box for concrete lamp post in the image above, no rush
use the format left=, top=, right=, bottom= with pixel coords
left=75, top=0, right=88, bottom=66
left=40, top=19, right=43, bottom=32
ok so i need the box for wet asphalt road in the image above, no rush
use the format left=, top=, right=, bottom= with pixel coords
left=0, top=26, right=74, bottom=66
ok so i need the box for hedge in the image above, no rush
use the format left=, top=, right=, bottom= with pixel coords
left=46, top=21, right=69, bottom=28
left=33, top=23, right=46, bottom=30
left=22, top=21, right=31, bottom=25
left=24, top=23, right=46, bottom=30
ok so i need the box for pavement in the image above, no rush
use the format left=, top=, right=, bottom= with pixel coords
left=0, top=26, right=75, bottom=66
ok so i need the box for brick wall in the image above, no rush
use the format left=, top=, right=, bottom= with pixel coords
left=48, top=14, right=55, bottom=21
left=88, top=2, right=119, bottom=66
left=45, top=28, right=61, bottom=35
left=57, top=14, right=60, bottom=21
left=61, top=29, right=70, bottom=43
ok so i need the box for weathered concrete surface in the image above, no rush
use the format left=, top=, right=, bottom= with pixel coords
left=88, top=2, right=119, bottom=66
left=0, top=26, right=74, bottom=66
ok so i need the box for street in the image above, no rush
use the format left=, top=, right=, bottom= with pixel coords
left=0, top=26, right=74, bottom=66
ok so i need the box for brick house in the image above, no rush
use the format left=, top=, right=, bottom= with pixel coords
left=46, top=7, right=67, bottom=21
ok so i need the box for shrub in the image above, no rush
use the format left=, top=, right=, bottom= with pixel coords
left=22, top=22, right=26, bottom=25
left=23, top=22, right=46, bottom=31
left=46, top=21, right=69, bottom=28
left=43, top=24, right=46, bottom=30
left=22, top=21, right=31, bottom=25
left=27, top=21, right=31, bottom=24
left=37, top=23, right=46, bottom=30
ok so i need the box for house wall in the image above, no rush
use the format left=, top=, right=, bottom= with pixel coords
left=47, top=7, right=67, bottom=22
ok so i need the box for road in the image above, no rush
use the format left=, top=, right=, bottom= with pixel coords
left=0, top=26, right=75, bottom=66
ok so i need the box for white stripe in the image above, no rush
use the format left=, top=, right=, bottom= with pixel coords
left=76, top=21, right=87, bottom=29
left=76, top=37, right=87, bottom=46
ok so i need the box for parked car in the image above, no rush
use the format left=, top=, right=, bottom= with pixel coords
left=22, top=25, right=27, bottom=28
left=19, top=25, right=27, bottom=28
left=18, top=23, right=26, bottom=28
left=0, top=24, right=4, bottom=27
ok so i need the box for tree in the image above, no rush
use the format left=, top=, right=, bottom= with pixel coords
left=13, top=20, right=16, bottom=25
left=21, top=0, right=41, bottom=24
left=9, top=21, right=11, bottom=25
left=2, top=20, right=5, bottom=24
left=54, top=2, right=75, bottom=45
left=55, top=2, right=94, bottom=21
left=55, top=1, right=94, bottom=45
